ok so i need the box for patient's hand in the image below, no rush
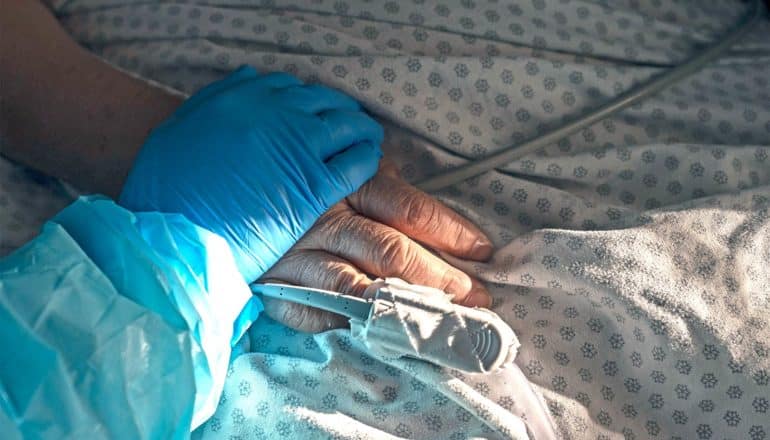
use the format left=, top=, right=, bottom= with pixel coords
left=260, top=160, right=494, bottom=332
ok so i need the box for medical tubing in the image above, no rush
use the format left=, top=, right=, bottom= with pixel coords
left=251, top=283, right=372, bottom=321
left=415, top=0, right=762, bottom=191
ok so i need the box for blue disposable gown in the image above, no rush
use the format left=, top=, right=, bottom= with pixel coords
left=0, top=196, right=262, bottom=439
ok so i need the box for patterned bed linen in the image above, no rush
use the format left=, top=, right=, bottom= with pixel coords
left=1, top=0, right=769, bottom=438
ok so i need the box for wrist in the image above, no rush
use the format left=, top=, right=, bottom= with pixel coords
left=95, top=79, right=184, bottom=198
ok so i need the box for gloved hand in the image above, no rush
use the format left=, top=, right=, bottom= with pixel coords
left=120, top=66, right=383, bottom=282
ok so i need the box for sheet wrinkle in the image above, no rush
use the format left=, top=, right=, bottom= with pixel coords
left=2, top=0, right=769, bottom=438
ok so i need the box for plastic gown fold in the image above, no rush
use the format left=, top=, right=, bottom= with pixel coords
left=0, top=196, right=262, bottom=439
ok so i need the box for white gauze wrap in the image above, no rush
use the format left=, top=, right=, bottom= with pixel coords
left=350, top=278, right=520, bottom=374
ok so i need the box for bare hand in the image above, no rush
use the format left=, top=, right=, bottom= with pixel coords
left=260, top=161, right=494, bottom=332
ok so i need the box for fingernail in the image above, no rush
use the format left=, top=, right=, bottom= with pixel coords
left=458, top=278, right=491, bottom=308
left=469, top=238, right=494, bottom=261
left=475, top=285, right=493, bottom=307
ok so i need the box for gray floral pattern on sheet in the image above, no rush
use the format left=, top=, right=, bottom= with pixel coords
left=2, top=0, right=768, bottom=438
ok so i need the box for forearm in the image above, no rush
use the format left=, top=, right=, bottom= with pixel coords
left=0, top=0, right=182, bottom=197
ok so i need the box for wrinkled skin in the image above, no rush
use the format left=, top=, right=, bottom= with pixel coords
left=260, top=160, right=494, bottom=333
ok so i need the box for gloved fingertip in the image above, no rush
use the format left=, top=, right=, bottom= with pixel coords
left=258, top=71, right=304, bottom=89
left=326, top=141, right=381, bottom=194
left=305, top=84, right=363, bottom=112
left=318, top=110, right=384, bottom=159
left=233, top=64, right=259, bottom=76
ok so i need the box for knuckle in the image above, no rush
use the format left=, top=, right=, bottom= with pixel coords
left=439, top=267, right=465, bottom=293
left=377, top=233, right=414, bottom=272
left=313, top=207, right=340, bottom=231
left=436, top=266, right=454, bottom=286
left=324, top=262, right=367, bottom=296
left=315, top=206, right=353, bottom=244
left=288, top=252, right=336, bottom=286
left=333, top=214, right=374, bottom=254
left=275, top=251, right=313, bottom=279
left=403, top=193, right=440, bottom=234
left=346, top=173, right=379, bottom=207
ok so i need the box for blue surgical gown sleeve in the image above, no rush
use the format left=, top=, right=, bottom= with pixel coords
left=0, top=196, right=263, bottom=439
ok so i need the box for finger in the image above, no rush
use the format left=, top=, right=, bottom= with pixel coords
left=259, top=249, right=374, bottom=332
left=259, top=278, right=350, bottom=333
left=262, top=249, right=373, bottom=296
left=348, top=173, right=494, bottom=261
left=306, top=211, right=490, bottom=306
left=378, top=157, right=401, bottom=178
left=464, top=277, right=493, bottom=308
left=320, top=142, right=382, bottom=207
left=271, top=84, right=361, bottom=114
left=318, top=109, right=384, bottom=159
left=175, top=65, right=259, bottom=116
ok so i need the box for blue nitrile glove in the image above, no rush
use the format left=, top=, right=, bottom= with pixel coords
left=120, top=66, right=383, bottom=282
